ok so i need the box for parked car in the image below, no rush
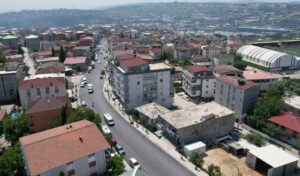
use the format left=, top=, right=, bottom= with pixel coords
left=104, top=113, right=114, bottom=126
left=101, top=125, right=111, bottom=135
left=129, top=158, right=141, bottom=168
left=81, top=101, right=87, bottom=106
left=115, top=144, right=125, bottom=155
left=80, top=82, right=85, bottom=87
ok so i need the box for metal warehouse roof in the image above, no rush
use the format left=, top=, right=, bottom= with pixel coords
left=249, top=145, right=298, bottom=168
left=237, top=45, right=288, bottom=64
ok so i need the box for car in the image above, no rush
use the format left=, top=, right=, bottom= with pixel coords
left=129, top=158, right=141, bottom=169
left=81, top=101, right=87, bottom=106
left=115, top=144, right=125, bottom=155
left=100, top=76, right=103, bottom=79
left=80, top=82, right=85, bottom=87
left=101, top=125, right=111, bottom=135
left=82, top=77, right=87, bottom=85
left=104, top=113, right=114, bottom=126
left=88, top=89, right=94, bottom=94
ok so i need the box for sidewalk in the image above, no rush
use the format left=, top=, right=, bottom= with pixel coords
left=103, top=79, right=208, bottom=176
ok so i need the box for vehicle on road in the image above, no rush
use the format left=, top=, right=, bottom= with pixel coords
left=101, top=70, right=105, bottom=75
left=80, top=82, right=85, bottom=87
left=100, top=76, right=103, bottom=79
left=81, top=101, right=87, bottom=106
left=104, top=113, right=114, bottom=126
left=101, top=125, right=111, bottom=135
left=129, top=158, right=141, bottom=168
left=82, top=77, right=87, bottom=84
left=115, top=144, right=125, bottom=155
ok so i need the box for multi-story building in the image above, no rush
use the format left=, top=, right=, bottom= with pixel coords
left=215, top=76, right=259, bottom=120
left=202, top=45, right=221, bottom=58
left=182, top=65, right=215, bottom=100
left=111, top=45, right=135, bottom=58
left=18, top=77, right=67, bottom=108
left=1, top=35, right=19, bottom=49
left=0, top=63, right=25, bottom=103
left=243, top=69, right=278, bottom=91
left=109, top=57, right=175, bottom=111
left=20, top=120, right=110, bottom=176
left=25, top=35, right=40, bottom=52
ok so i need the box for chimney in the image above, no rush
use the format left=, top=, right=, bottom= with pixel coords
left=79, top=136, right=83, bottom=143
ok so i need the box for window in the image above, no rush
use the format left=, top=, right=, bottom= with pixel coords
left=137, top=81, right=140, bottom=85
left=27, top=90, right=31, bottom=98
left=37, top=88, right=41, bottom=96
left=46, top=87, right=50, bottom=94
left=67, top=162, right=75, bottom=176
left=160, top=79, right=163, bottom=83
left=55, top=86, right=59, bottom=93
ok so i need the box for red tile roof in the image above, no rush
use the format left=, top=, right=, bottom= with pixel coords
left=64, top=57, right=87, bottom=65
left=19, top=77, right=65, bottom=89
left=213, top=65, right=242, bottom=75
left=112, top=45, right=135, bottom=51
left=27, top=96, right=70, bottom=114
left=150, top=48, right=162, bottom=52
left=188, top=65, right=212, bottom=74
left=120, top=58, right=148, bottom=68
left=20, top=120, right=110, bottom=176
left=109, top=37, right=140, bottom=43
left=216, top=76, right=257, bottom=90
left=269, top=112, right=300, bottom=133
left=243, top=70, right=278, bottom=81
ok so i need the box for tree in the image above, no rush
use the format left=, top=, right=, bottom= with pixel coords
left=0, top=143, right=25, bottom=176
left=189, top=152, right=204, bottom=168
left=48, top=118, right=63, bottom=129
left=17, top=44, right=24, bottom=55
left=0, top=51, right=6, bottom=63
left=208, top=164, right=222, bottom=176
left=233, top=54, right=247, bottom=70
left=51, top=46, right=55, bottom=57
left=61, top=103, right=68, bottom=124
left=110, top=155, right=125, bottom=175
left=59, top=46, right=66, bottom=63
left=67, top=106, right=101, bottom=128
left=263, top=123, right=285, bottom=138
left=59, top=170, right=66, bottom=176
left=243, top=133, right=266, bottom=147
left=3, top=111, right=29, bottom=145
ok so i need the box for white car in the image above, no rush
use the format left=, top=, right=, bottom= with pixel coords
left=129, top=158, right=141, bottom=169
left=101, top=125, right=111, bottom=135
left=81, top=101, right=87, bottom=106
left=80, top=82, right=85, bottom=87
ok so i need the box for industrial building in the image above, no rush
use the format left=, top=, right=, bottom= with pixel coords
left=237, top=45, right=298, bottom=70
left=157, top=101, right=235, bottom=145
left=246, top=145, right=298, bottom=176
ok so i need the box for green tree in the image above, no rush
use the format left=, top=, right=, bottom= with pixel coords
left=0, top=51, right=6, bottom=63
left=110, top=155, right=125, bottom=175
left=58, top=170, right=66, bottom=176
left=3, top=111, right=29, bottom=145
left=293, top=138, right=300, bottom=150
left=59, top=46, right=66, bottom=63
left=243, top=133, right=266, bottom=147
left=189, top=152, right=204, bottom=168
left=67, top=106, right=101, bottom=128
left=233, top=54, right=247, bottom=70
left=51, top=46, right=55, bottom=57
left=0, top=143, right=25, bottom=176
left=208, top=164, right=222, bottom=176
left=48, top=118, right=63, bottom=129
left=263, top=123, right=285, bottom=138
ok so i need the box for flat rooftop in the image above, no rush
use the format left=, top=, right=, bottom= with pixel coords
left=159, top=101, right=234, bottom=129
left=284, top=96, right=300, bottom=110
left=249, top=145, right=298, bottom=168
left=135, top=102, right=170, bottom=120
left=149, top=63, right=172, bottom=71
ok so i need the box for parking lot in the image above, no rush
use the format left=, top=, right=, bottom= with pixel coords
left=203, top=148, right=262, bottom=176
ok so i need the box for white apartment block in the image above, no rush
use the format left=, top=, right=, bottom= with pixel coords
left=182, top=65, right=215, bottom=99
left=109, top=57, right=175, bottom=111
left=18, top=77, right=67, bottom=108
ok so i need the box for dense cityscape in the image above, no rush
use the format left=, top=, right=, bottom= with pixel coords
left=0, top=1, right=300, bottom=176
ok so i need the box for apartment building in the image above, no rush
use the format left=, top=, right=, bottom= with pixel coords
left=0, top=63, right=25, bottom=103
left=243, top=69, right=278, bottom=91
left=215, top=76, right=259, bottom=120
left=18, top=77, right=67, bottom=108
left=202, top=45, right=221, bottom=58
left=109, top=57, right=175, bottom=111
left=20, top=120, right=110, bottom=176
left=182, top=65, right=215, bottom=100
left=25, top=35, right=40, bottom=52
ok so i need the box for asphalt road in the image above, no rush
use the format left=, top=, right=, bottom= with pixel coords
left=79, top=40, right=195, bottom=176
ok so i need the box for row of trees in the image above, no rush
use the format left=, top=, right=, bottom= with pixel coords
left=189, top=152, right=222, bottom=176
left=51, top=46, right=67, bottom=63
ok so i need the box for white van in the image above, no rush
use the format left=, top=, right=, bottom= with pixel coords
left=104, top=113, right=114, bottom=126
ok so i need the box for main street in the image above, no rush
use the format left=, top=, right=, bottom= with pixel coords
left=79, top=39, right=196, bottom=176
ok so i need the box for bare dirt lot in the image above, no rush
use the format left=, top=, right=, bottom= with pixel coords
left=203, top=148, right=262, bottom=176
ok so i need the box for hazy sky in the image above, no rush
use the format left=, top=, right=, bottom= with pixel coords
left=0, top=0, right=205, bottom=12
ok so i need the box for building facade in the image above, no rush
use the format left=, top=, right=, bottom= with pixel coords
left=215, top=76, right=259, bottom=120
left=25, top=35, right=40, bottom=52
left=109, top=58, right=175, bottom=111
left=182, top=65, right=215, bottom=99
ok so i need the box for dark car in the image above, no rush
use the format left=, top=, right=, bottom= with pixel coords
left=115, top=144, right=125, bottom=155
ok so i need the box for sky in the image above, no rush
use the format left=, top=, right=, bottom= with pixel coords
left=0, top=0, right=297, bottom=12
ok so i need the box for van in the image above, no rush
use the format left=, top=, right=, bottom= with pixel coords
left=82, top=77, right=87, bottom=84
left=104, top=113, right=114, bottom=126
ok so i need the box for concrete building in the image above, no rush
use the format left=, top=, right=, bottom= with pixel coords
left=246, top=145, right=298, bottom=176
left=1, top=35, right=19, bottom=49
left=237, top=45, right=298, bottom=70
left=109, top=58, right=175, bottom=111
left=135, top=102, right=170, bottom=128
left=215, top=76, right=259, bottom=120
left=73, top=46, right=94, bottom=60
left=26, top=96, right=72, bottom=132
left=20, top=120, right=110, bottom=176
left=243, top=69, right=278, bottom=91
left=25, top=35, right=40, bottom=52
left=0, top=64, right=25, bottom=103
left=149, top=48, right=163, bottom=60
left=284, top=96, right=300, bottom=116
left=202, top=46, right=221, bottom=58
left=182, top=65, right=215, bottom=100
left=64, top=57, right=88, bottom=71
left=111, top=45, right=135, bottom=58
left=157, top=102, right=235, bottom=145
left=5, top=54, right=24, bottom=63
left=18, top=77, right=67, bottom=108
left=213, top=65, right=243, bottom=77
left=212, top=54, right=234, bottom=65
